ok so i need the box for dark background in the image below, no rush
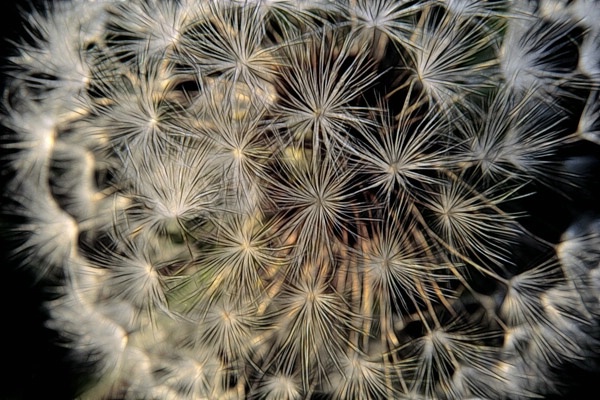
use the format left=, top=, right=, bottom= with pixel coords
left=0, top=1, right=82, bottom=399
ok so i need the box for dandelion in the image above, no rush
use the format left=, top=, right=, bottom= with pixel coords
left=330, top=350, right=395, bottom=399
left=192, top=81, right=276, bottom=212
left=267, top=152, right=364, bottom=263
left=90, top=57, right=180, bottom=154
left=265, top=273, right=356, bottom=393
left=189, top=214, right=282, bottom=306
left=121, top=136, right=221, bottom=240
left=5, top=0, right=109, bottom=101
left=2, top=0, right=600, bottom=399
left=8, top=187, right=79, bottom=280
left=358, top=212, right=452, bottom=317
left=399, top=318, right=501, bottom=399
left=87, top=235, right=174, bottom=322
left=421, top=175, right=522, bottom=267
left=274, top=29, right=377, bottom=156
left=577, top=89, right=600, bottom=145
left=344, top=0, right=425, bottom=61
left=402, top=6, right=498, bottom=115
left=354, top=102, right=447, bottom=202
left=253, top=372, right=302, bottom=400
left=458, top=86, right=574, bottom=189
left=105, top=0, right=193, bottom=64
left=499, top=11, right=584, bottom=99
left=499, top=259, right=562, bottom=328
left=178, top=1, right=283, bottom=97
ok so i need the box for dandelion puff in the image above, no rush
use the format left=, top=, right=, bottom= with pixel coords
left=457, top=87, right=571, bottom=186
left=324, top=350, right=395, bottom=399
left=446, top=362, right=509, bottom=400
left=499, top=11, right=585, bottom=99
left=496, top=98, right=573, bottom=186
left=493, top=356, right=547, bottom=400
left=193, top=81, right=275, bottom=213
left=120, top=136, right=221, bottom=241
left=113, top=315, right=227, bottom=399
left=178, top=2, right=280, bottom=91
left=105, top=0, right=195, bottom=64
left=357, top=211, right=453, bottom=318
left=46, top=292, right=131, bottom=400
left=516, top=323, right=585, bottom=380
left=540, top=286, right=600, bottom=365
left=457, top=102, right=515, bottom=184
left=151, top=346, right=225, bottom=399
left=497, top=260, right=592, bottom=378
left=400, top=317, right=503, bottom=399
left=265, top=273, right=356, bottom=393
left=354, top=100, right=449, bottom=202
left=104, top=345, right=157, bottom=399
left=2, top=1, right=600, bottom=399
left=6, top=0, right=110, bottom=101
left=404, top=7, right=498, bottom=116
left=274, top=28, right=378, bottom=157
left=90, top=56, right=183, bottom=156
left=420, top=174, right=523, bottom=267
left=344, top=0, right=427, bottom=61
left=1, top=101, right=59, bottom=185
left=266, top=152, right=364, bottom=264
left=195, top=296, right=262, bottom=375
left=189, top=213, right=283, bottom=306
left=88, top=235, right=175, bottom=324
left=8, top=186, right=79, bottom=280
left=577, top=89, right=600, bottom=145
left=252, top=371, right=302, bottom=400
left=499, top=258, right=562, bottom=327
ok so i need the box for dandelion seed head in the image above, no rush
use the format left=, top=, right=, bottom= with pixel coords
left=2, top=0, right=600, bottom=398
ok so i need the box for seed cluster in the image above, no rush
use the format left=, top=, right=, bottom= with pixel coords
left=2, top=1, right=600, bottom=399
